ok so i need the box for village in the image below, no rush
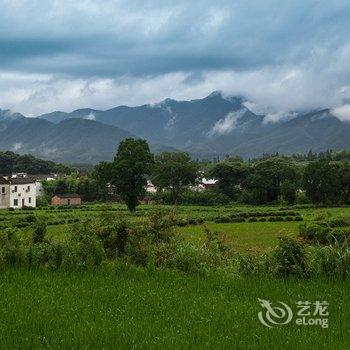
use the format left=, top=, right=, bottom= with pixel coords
left=0, top=172, right=217, bottom=209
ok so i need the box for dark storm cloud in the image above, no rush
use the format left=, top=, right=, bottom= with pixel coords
left=0, top=0, right=349, bottom=77
left=1, top=0, right=350, bottom=116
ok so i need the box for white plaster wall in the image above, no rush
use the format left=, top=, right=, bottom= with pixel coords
left=9, top=183, right=36, bottom=208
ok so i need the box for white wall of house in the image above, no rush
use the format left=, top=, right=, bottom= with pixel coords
left=0, top=184, right=10, bottom=209
left=145, top=180, right=157, bottom=193
left=9, top=183, right=36, bottom=208
left=35, top=181, right=44, bottom=197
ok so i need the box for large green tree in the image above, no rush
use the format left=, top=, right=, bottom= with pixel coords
left=337, top=162, right=350, bottom=204
left=152, top=152, right=198, bottom=204
left=210, top=159, right=249, bottom=199
left=111, top=138, right=154, bottom=211
left=247, top=157, right=300, bottom=204
left=303, top=160, right=342, bottom=204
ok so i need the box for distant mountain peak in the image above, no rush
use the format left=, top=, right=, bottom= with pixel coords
left=1, top=93, right=349, bottom=163
left=206, top=90, right=223, bottom=98
left=0, top=109, right=24, bottom=120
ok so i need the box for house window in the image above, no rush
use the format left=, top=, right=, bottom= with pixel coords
left=13, top=199, right=18, bottom=206
left=28, top=197, right=31, bottom=204
left=27, top=185, right=30, bottom=191
left=14, top=186, right=17, bottom=192
left=1, top=187, right=5, bottom=194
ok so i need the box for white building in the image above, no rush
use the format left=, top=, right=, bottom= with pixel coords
left=191, top=178, right=218, bottom=192
left=145, top=180, right=157, bottom=193
left=11, top=172, right=58, bottom=198
left=0, top=176, right=36, bottom=209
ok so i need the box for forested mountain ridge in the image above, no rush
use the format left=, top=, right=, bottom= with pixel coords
left=1, top=92, right=350, bottom=163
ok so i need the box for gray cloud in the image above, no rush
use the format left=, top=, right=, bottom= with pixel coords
left=208, top=110, right=246, bottom=137
left=0, top=1, right=350, bottom=116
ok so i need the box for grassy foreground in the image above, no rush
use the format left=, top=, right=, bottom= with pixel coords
left=0, top=266, right=349, bottom=349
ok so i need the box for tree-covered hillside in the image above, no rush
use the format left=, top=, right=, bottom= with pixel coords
left=0, top=151, right=72, bottom=175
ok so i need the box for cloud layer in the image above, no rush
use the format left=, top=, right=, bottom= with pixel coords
left=1, top=1, right=350, bottom=116
left=208, top=110, right=246, bottom=137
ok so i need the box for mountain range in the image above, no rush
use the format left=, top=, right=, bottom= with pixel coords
left=0, top=91, right=350, bottom=163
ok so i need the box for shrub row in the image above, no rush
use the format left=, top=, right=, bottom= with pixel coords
left=230, top=211, right=301, bottom=218
left=299, top=218, right=350, bottom=244
left=214, top=215, right=303, bottom=223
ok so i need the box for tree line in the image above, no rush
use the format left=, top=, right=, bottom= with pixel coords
left=41, top=139, right=350, bottom=210
left=0, top=151, right=72, bottom=175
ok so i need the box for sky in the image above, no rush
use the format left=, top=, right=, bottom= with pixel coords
left=1, top=0, right=350, bottom=119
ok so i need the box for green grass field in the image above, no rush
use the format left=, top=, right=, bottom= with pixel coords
left=0, top=203, right=349, bottom=349
left=177, top=221, right=300, bottom=254
left=0, top=267, right=349, bottom=349
left=2, top=203, right=348, bottom=257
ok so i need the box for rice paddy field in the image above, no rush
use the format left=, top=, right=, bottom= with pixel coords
left=0, top=203, right=349, bottom=349
left=1, top=203, right=348, bottom=254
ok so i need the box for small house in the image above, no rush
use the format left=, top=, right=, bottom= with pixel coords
left=145, top=180, right=157, bottom=193
left=51, top=194, right=81, bottom=206
left=0, top=176, right=36, bottom=209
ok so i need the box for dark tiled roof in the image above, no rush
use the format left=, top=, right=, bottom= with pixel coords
left=9, top=177, right=36, bottom=185
left=0, top=176, right=9, bottom=184
left=31, top=174, right=57, bottom=180
left=53, top=194, right=81, bottom=199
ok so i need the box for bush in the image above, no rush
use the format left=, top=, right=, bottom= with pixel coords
left=299, top=223, right=330, bottom=243
left=22, top=206, right=35, bottom=211
left=98, top=219, right=129, bottom=259
left=236, top=255, right=265, bottom=276
left=63, top=221, right=106, bottom=268
left=328, top=217, right=350, bottom=228
left=314, top=245, right=350, bottom=278
left=270, top=237, right=308, bottom=277
left=36, top=195, right=49, bottom=208
left=232, top=217, right=245, bottom=223
left=214, top=215, right=231, bottom=223
left=248, top=217, right=258, bottom=222
left=0, top=228, right=26, bottom=267
left=180, top=189, right=231, bottom=206
left=32, top=219, right=47, bottom=244
left=327, top=227, right=350, bottom=244
left=151, top=189, right=232, bottom=206
left=296, top=191, right=311, bottom=204
left=146, top=209, right=176, bottom=243
left=27, top=242, right=53, bottom=268
left=177, top=218, right=189, bottom=227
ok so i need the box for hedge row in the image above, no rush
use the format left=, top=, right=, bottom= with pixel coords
left=299, top=217, right=350, bottom=244
left=214, top=215, right=303, bottom=223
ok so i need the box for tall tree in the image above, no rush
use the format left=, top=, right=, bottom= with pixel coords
left=152, top=152, right=198, bottom=204
left=333, top=161, right=350, bottom=204
left=303, top=160, right=342, bottom=204
left=112, top=138, right=154, bottom=211
left=210, top=159, right=249, bottom=199
left=247, top=157, right=300, bottom=204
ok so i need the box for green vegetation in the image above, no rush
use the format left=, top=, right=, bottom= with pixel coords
left=0, top=151, right=71, bottom=175
left=0, top=268, right=348, bottom=349
left=0, top=203, right=349, bottom=348
left=24, top=139, right=347, bottom=210
left=1, top=140, right=349, bottom=349
left=152, top=151, right=199, bottom=204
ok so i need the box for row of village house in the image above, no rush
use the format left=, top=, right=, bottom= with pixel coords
left=0, top=173, right=84, bottom=209
left=0, top=173, right=58, bottom=209
left=0, top=173, right=217, bottom=209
